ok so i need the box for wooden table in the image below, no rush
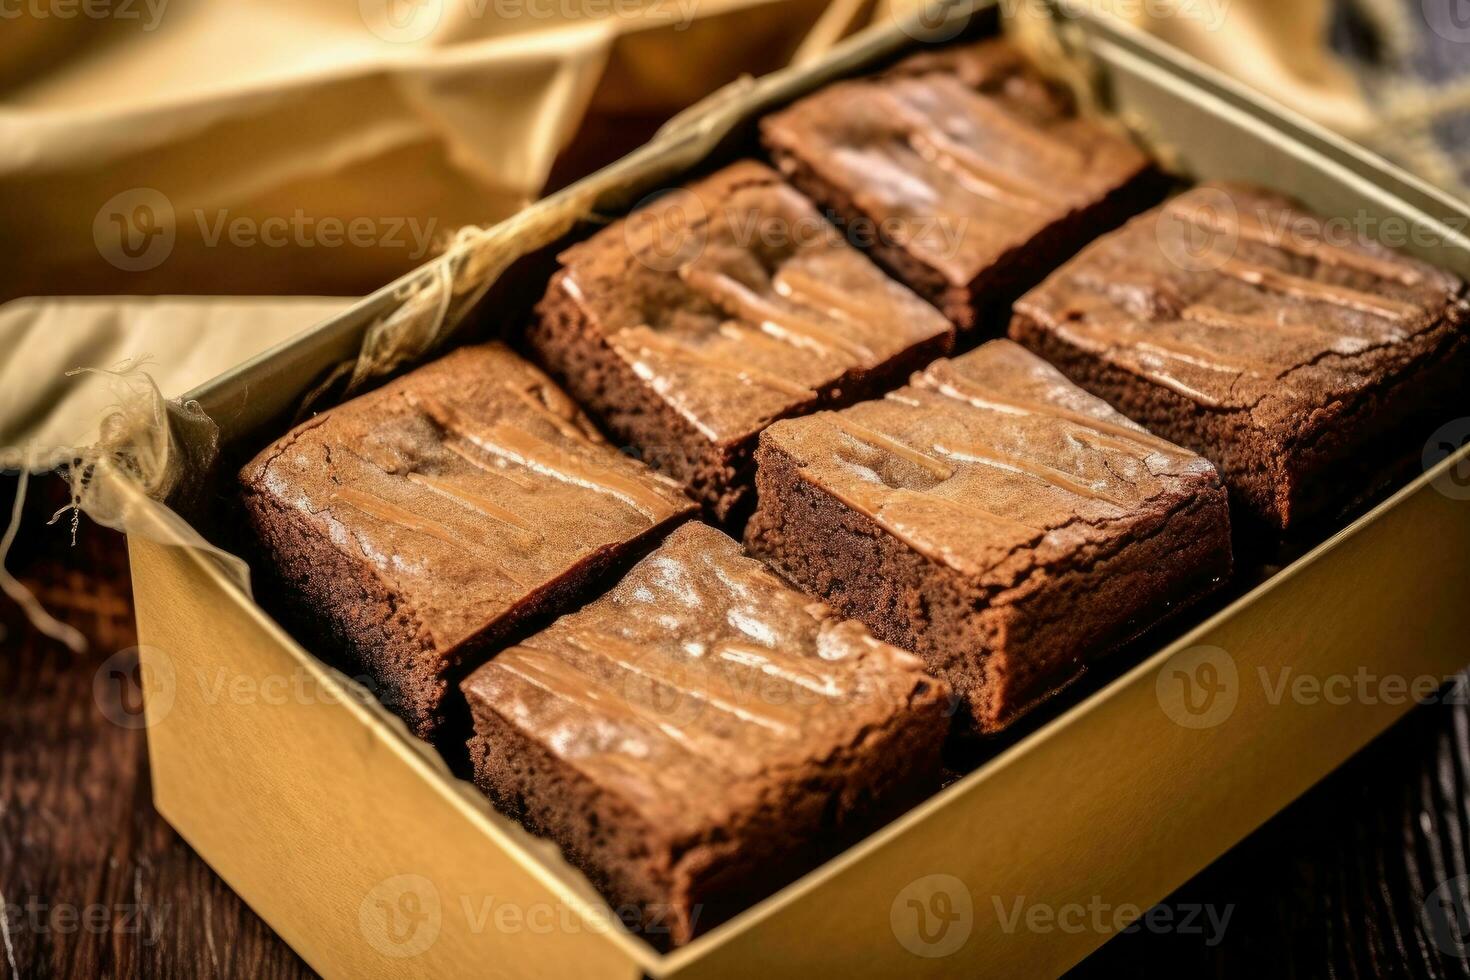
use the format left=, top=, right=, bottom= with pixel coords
left=4, top=476, right=1468, bottom=978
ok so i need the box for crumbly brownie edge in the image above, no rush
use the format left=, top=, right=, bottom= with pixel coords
left=744, top=438, right=1232, bottom=732
left=763, top=134, right=1167, bottom=336
left=960, top=165, right=1169, bottom=333
left=529, top=270, right=955, bottom=522
left=240, top=467, right=691, bottom=747
left=1277, top=305, right=1470, bottom=524
left=764, top=140, right=970, bottom=327
left=1010, top=302, right=1470, bottom=532
left=239, top=484, right=447, bottom=738
left=463, top=667, right=950, bottom=948
left=466, top=704, right=690, bottom=945
left=1009, top=310, right=1289, bottom=526
left=817, top=325, right=957, bottom=411
left=982, top=484, right=1232, bottom=730
left=529, top=272, right=753, bottom=520
left=744, top=439, right=992, bottom=718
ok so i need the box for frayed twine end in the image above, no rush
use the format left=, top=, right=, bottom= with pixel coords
left=1, top=358, right=209, bottom=655
left=0, top=470, right=87, bottom=654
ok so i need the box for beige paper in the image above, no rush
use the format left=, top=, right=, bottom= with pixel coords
left=0, top=0, right=832, bottom=303
left=0, top=295, right=353, bottom=455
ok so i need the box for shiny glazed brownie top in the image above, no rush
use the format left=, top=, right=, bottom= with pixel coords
left=1014, top=183, right=1466, bottom=416
left=760, top=339, right=1220, bottom=585
left=552, top=161, right=954, bottom=444
left=463, top=522, right=945, bottom=834
left=240, top=343, right=694, bottom=652
left=761, top=40, right=1152, bottom=287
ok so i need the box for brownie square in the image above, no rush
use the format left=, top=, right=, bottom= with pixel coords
left=239, top=343, right=694, bottom=740
left=461, top=521, right=951, bottom=947
left=528, top=160, right=955, bottom=520
left=760, top=39, right=1161, bottom=333
left=744, top=339, right=1232, bottom=734
left=1010, top=183, right=1470, bottom=531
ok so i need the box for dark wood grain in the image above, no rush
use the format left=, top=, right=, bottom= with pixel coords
left=0, top=477, right=312, bottom=980
left=2, top=473, right=1468, bottom=978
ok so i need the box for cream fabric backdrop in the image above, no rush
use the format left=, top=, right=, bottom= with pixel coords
left=1, top=0, right=1391, bottom=456
left=0, top=0, right=844, bottom=301
left=0, top=296, right=355, bottom=453
left=0, top=0, right=845, bottom=455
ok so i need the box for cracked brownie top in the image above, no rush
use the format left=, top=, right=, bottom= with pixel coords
left=1012, top=183, right=1467, bottom=422
left=547, top=161, right=953, bottom=444
left=760, top=40, right=1153, bottom=289
left=240, top=343, right=694, bottom=652
left=758, top=339, right=1220, bottom=586
left=462, top=521, right=948, bottom=836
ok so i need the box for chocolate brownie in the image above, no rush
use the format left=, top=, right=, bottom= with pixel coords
left=528, top=160, right=955, bottom=520
left=461, top=521, right=951, bottom=947
left=744, top=339, right=1232, bottom=734
left=239, top=343, right=694, bottom=740
left=1010, top=183, right=1470, bottom=531
left=760, top=39, right=1161, bottom=333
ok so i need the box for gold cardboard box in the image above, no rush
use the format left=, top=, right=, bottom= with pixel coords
left=121, top=3, right=1470, bottom=975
